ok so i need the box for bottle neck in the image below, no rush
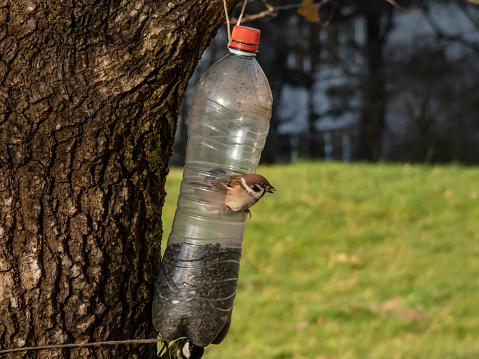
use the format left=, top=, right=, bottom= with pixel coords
left=228, top=47, right=257, bottom=58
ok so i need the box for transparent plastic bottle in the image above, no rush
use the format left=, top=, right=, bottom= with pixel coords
left=152, top=26, right=273, bottom=347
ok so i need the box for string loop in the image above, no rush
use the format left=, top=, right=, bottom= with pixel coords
left=237, top=0, right=248, bottom=27
left=222, top=0, right=232, bottom=44
left=222, top=0, right=248, bottom=45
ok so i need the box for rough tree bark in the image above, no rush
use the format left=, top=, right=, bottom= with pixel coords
left=0, top=0, right=237, bottom=357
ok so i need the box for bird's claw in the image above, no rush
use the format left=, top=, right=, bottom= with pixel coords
left=225, top=206, right=252, bottom=219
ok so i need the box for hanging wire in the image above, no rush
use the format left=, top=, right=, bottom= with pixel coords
left=0, top=338, right=164, bottom=355
left=236, top=0, right=248, bottom=26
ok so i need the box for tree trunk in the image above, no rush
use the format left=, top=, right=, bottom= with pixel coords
left=358, top=2, right=387, bottom=161
left=306, top=21, right=320, bottom=159
left=0, top=0, right=237, bottom=357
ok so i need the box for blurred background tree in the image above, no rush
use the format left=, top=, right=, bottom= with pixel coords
left=171, top=0, right=479, bottom=166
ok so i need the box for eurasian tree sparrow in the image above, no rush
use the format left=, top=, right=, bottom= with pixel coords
left=194, top=170, right=275, bottom=218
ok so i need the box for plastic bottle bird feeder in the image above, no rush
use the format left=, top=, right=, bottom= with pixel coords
left=152, top=26, right=273, bottom=348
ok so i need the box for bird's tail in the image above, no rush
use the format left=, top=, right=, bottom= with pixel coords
left=158, top=338, right=205, bottom=359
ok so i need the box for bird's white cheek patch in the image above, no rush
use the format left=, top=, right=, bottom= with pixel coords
left=240, top=176, right=255, bottom=196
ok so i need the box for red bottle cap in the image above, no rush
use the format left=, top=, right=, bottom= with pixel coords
left=229, top=26, right=261, bottom=52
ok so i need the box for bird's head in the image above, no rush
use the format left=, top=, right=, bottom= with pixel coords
left=241, top=174, right=276, bottom=199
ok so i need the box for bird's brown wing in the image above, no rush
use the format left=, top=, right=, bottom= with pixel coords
left=226, top=175, right=242, bottom=189
left=193, top=177, right=228, bottom=211
left=199, top=175, right=240, bottom=193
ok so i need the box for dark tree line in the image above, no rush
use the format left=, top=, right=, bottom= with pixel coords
left=173, top=0, right=479, bottom=165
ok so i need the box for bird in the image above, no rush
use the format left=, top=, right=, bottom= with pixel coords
left=194, top=171, right=275, bottom=218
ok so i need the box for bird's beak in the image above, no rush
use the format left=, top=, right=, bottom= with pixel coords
left=266, top=185, right=276, bottom=193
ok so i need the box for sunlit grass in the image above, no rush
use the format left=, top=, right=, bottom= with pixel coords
left=161, top=161, right=479, bottom=359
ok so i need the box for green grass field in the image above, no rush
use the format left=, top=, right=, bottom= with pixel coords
left=160, top=162, right=479, bottom=359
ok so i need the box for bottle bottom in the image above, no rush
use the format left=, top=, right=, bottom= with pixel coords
left=153, top=241, right=242, bottom=347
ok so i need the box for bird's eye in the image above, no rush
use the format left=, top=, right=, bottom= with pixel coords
left=252, top=184, right=262, bottom=192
